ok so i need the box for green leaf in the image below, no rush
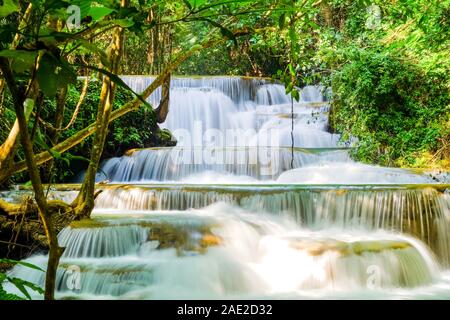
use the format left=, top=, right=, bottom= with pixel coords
left=291, top=89, right=300, bottom=102
left=0, top=287, right=24, bottom=300
left=307, top=21, right=320, bottom=30
left=288, top=63, right=295, bottom=76
left=285, top=83, right=293, bottom=94
left=113, top=19, right=135, bottom=28
left=202, top=18, right=237, bottom=47
left=36, top=54, right=58, bottom=97
left=6, top=278, right=32, bottom=300
left=70, top=0, right=92, bottom=19
left=278, top=13, right=286, bottom=29
left=37, top=53, right=76, bottom=97
left=0, top=259, right=44, bottom=272
left=182, top=0, right=192, bottom=10
left=88, top=6, right=115, bottom=21
left=49, top=149, right=62, bottom=160
left=0, top=0, right=18, bottom=18
left=193, top=0, right=208, bottom=8
left=5, top=277, right=44, bottom=299
left=0, top=50, right=38, bottom=73
left=76, top=39, right=110, bottom=68
left=65, top=153, right=90, bottom=163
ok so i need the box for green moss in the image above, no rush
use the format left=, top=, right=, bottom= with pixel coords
left=351, top=241, right=411, bottom=256
left=69, top=219, right=110, bottom=229
left=290, top=238, right=412, bottom=257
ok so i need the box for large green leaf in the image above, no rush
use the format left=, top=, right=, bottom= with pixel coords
left=0, top=50, right=38, bottom=73
left=70, top=0, right=92, bottom=19
left=112, top=19, right=135, bottom=28
left=89, top=6, right=115, bottom=21
left=0, top=258, right=44, bottom=272
left=37, top=53, right=77, bottom=97
left=6, top=277, right=44, bottom=300
left=0, top=0, right=18, bottom=18
left=0, top=258, right=44, bottom=300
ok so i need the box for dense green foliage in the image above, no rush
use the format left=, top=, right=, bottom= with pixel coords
left=0, top=0, right=448, bottom=178
left=329, top=47, right=449, bottom=167
left=320, top=0, right=450, bottom=168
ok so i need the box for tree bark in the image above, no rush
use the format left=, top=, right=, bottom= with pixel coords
left=72, top=0, right=129, bottom=218
left=0, top=57, right=64, bottom=300
left=155, top=73, right=171, bottom=123
left=0, top=3, right=36, bottom=179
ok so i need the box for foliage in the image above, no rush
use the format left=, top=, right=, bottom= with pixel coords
left=321, top=0, right=450, bottom=168
left=0, top=259, right=44, bottom=300
left=267, top=0, right=450, bottom=168
left=329, top=48, right=449, bottom=167
left=181, top=1, right=449, bottom=169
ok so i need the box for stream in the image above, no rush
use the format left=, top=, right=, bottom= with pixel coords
left=3, top=76, right=450, bottom=299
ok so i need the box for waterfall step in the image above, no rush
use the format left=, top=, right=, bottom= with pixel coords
left=13, top=182, right=450, bottom=192
left=6, top=219, right=439, bottom=299
left=90, top=147, right=353, bottom=182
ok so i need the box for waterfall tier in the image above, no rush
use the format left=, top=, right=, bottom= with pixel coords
left=4, top=76, right=450, bottom=300
left=96, top=147, right=351, bottom=182
left=5, top=205, right=442, bottom=299
left=92, top=184, right=450, bottom=265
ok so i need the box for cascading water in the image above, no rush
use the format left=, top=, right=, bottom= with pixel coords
left=4, top=76, right=450, bottom=300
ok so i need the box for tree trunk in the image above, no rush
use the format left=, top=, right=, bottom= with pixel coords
left=0, top=3, right=36, bottom=182
left=72, top=0, right=129, bottom=218
left=0, top=100, right=34, bottom=172
left=0, top=57, right=64, bottom=300
left=155, top=73, right=171, bottom=123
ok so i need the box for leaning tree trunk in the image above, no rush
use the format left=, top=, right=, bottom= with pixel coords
left=0, top=57, right=64, bottom=300
left=0, top=3, right=36, bottom=180
left=72, top=0, right=129, bottom=219
left=155, top=73, right=171, bottom=123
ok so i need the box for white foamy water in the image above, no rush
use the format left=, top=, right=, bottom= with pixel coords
left=277, top=163, right=436, bottom=184
left=5, top=203, right=447, bottom=299
left=5, top=76, right=450, bottom=300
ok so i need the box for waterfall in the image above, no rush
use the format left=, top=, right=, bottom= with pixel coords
left=92, top=185, right=450, bottom=266
left=4, top=204, right=442, bottom=299
left=96, top=147, right=351, bottom=182
left=4, top=76, right=450, bottom=300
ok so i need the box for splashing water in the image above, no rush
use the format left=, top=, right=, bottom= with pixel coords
left=5, top=76, right=450, bottom=300
left=4, top=203, right=446, bottom=299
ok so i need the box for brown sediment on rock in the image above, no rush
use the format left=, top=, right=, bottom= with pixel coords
left=289, top=238, right=412, bottom=257
left=67, top=217, right=223, bottom=255
left=124, top=148, right=139, bottom=156
left=200, top=234, right=222, bottom=248
left=146, top=222, right=222, bottom=255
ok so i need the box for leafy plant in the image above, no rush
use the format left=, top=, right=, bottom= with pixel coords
left=0, top=259, right=44, bottom=300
